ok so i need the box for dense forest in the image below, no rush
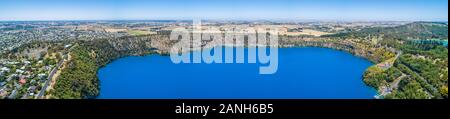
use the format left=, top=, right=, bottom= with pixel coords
left=50, top=46, right=99, bottom=99
left=354, top=22, right=448, bottom=99
left=49, top=35, right=169, bottom=98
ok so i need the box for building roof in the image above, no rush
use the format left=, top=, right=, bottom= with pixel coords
left=19, top=78, right=27, bottom=84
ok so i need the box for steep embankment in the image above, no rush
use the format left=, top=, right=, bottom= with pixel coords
left=50, top=35, right=174, bottom=99
left=50, top=22, right=448, bottom=99
left=351, top=22, right=448, bottom=99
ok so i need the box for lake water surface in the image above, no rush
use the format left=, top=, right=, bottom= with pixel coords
left=98, top=47, right=377, bottom=99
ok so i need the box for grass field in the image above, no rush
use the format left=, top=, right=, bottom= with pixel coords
left=127, top=30, right=156, bottom=36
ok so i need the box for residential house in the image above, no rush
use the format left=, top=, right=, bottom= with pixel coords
left=19, top=76, right=27, bottom=85
left=14, top=82, right=21, bottom=89
left=7, top=89, right=17, bottom=99
left=27, top=86, right=37, bottom=96
left=6, top=74, right=18, bottom=82
left=1, top=67, right=10, bottom=72
left=16, top=69, right=24, bottom=74
left=0, top=87, right=8, bottom=97
left=38, top=73, right=46, bottom=79
left=23, top=60, right=31, bottom=65
left=64, top=44, right=72, bottom=48
left=30, top=79, right=36, bottom=84
left=19, top=79, right=26, bottom=85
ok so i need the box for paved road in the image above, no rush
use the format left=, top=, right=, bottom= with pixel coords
left=36, top=55, right=66, bottom=99
left=410, top=68, right=437, bottom=98
left=393, top=50, right=436, bottom=98
left=390, top=73, right=407, bottom=90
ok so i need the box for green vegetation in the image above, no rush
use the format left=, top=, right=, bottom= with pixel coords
left=49, top=35, right=158, bottom=99
left=51, top=46, right=99, bottom=99
left=357, top=22, right=448, bottom=99
left=364, top=66, right=402, bottom=88
left=329, top=22, right=448, bottom=40
left=390, top=54, right=447, bottom=99
left=43, top=22, right=448, bottom=99
left=0, top=76, right=5, bottom=82
left=400, top=40, right=448, bottom=59
left=385, top=80, right=430, bottom=99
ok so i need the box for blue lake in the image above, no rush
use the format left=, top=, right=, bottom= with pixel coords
left=97, top=47, right=377, bottom=99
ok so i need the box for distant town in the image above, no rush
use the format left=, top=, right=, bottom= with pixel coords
left=0, top=20, right=413, bottom=53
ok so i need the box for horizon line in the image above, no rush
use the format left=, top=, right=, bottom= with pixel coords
left=0, top=19, right=448, bottom=23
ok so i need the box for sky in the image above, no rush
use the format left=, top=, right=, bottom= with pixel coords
left=0, top=0, right=448, bottom=21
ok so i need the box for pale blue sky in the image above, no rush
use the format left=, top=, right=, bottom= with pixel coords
left=0, top=0, right=448, bottom=21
